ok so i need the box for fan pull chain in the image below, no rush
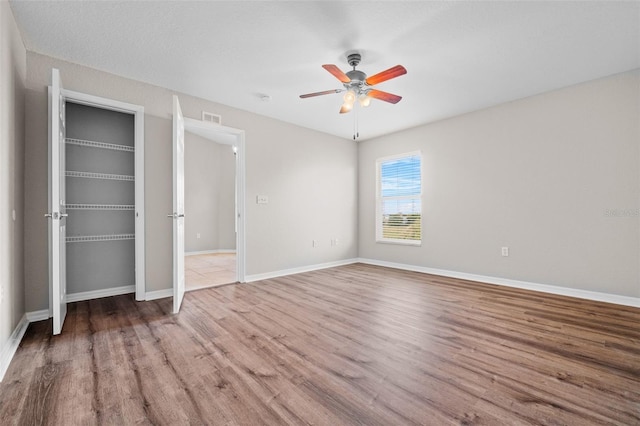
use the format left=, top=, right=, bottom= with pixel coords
left=353, top=105, right=360, bottom=140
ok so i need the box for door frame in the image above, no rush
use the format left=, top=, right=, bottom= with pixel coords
left=183, top=117, right=246, bottom=283
left=48, top=85, right=146, bottom=319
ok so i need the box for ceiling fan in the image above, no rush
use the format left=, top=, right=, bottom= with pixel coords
left=300, top=53, right=407, bottom=114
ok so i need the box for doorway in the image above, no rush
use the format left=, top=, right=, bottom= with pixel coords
left=184, top=132, right=236, bottom=290
left=182, top=116, right=246, bottom=291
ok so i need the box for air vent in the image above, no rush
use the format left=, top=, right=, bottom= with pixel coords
left=202, top=111, right=222, bottom=125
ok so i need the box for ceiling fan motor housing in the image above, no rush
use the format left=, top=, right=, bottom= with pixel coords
left=345, top=70, right=367, bottom=88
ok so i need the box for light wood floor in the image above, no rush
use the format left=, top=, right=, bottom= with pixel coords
left=1, top=264, right=639, bottom=425
left=186, top=252, right=236, bottom=291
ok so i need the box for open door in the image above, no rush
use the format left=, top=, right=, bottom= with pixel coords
left=48, top=68, right=68, bottom=334
left=171, top=95, right=186, bottom=313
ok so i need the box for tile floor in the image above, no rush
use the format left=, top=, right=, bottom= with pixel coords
left=185, top=252, right=236, bottom=291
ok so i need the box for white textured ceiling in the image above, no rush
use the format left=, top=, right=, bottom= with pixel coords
left=9, top=1, right=640, bottom=141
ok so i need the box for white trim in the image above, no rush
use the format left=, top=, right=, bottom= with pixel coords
left=61, top=89, right=143, bottom=114
left=66, top=285, right=134, bottom=303
left=185, top=249, right=236, bottom=256
left=245, top=259, right=358, bottom=283
left=26, top=310, right=49, bottom=322
left=236, top=131, right=246, bottom=283
left=145, top=288, right=173, bottom=301
left=375, top=151, right=423, bottom=245
left=134, top=108, right=145, bottom=301
left=357, top=258, right=640, bottom=308
left=0, top=315, right=29, bottom=382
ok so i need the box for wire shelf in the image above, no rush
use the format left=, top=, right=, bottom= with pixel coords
left=65, top=170, right=134, bottom=181
left=66, top=234, right=135, bottom=243
left=66, top=138, right=135, bottom=152
left=66, top=204, right=135, bottom=210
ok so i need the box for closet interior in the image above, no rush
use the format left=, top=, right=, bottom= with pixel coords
left=64, top=102, right=138, bottom=297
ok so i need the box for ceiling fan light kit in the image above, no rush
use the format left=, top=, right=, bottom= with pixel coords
left=300, top=53, right=407, bottom=115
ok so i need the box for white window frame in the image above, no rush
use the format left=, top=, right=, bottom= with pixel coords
left=375, top=151, right=422, bottom=246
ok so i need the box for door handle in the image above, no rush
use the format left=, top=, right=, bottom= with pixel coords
left=45, top=213, right=68, bottom=219
left=167, top=213, right=176, bottom=218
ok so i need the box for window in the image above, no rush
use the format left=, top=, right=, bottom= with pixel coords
left=376, top=152, right=422, bottom=245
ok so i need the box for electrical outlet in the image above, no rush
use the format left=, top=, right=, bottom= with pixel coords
left=312, top=240, right=318, bottom=248
left=0, top=285, right=4, bottom=304
left=331, top=238, right=339, bottom=246
left=501, top=247, right=509, bottom=257
left=197, top=233, right=201, bottom=239
left=256, top=195, right=269, bottom=204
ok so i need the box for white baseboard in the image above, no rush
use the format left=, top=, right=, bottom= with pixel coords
left=245, top=258, right=358, bottom=283
left=26, top=309, right=49, bottom=322
left=357, top=258, right=640, bottom=308
left=185, top=249, right=236, bottom=256
left=66, top=285, right=135, bottom=303
left=0, top=314, right=29, bottom=382
left=145, top=288, right=173, bottom=301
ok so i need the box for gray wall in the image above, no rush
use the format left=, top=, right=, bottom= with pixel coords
left=184, top=131, right=236, bottom=253
left=23, top=52, right=358, bottom=311
left=0, top=1, right=26, bottom=357
left=359, top=70, right=640, bottom=298
left=16, top=36, right=638, bottom=315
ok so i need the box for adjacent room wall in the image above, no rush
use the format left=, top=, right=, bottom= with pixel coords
left=0, top=0, right=26, bottom=369
left=23, top=52, right=358, bottom=312
left=184, top=131, right=236, bottom=253
left=359, top=70, right=640, bottom=298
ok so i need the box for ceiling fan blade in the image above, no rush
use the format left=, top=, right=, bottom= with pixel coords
left=300, top=89, right=342, bottom=99
left=368, top=89, right=402, bottom=104
left=365, top=65, right=407, bottom=86
left=322, top=64, right=351, bottom=83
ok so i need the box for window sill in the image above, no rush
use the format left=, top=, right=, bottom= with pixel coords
left=376, top=239, right=422, bottom=247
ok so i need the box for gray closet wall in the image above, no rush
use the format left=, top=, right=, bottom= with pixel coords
left=64, top=102, right=136, bottom=294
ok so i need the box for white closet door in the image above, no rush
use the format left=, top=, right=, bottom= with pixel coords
left=172, top=95, right=186, bottom=313
left=49, top=68, right=68, bottom=335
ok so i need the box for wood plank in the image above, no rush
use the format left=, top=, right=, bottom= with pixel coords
left=1, top=263, right=639, bottom=425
